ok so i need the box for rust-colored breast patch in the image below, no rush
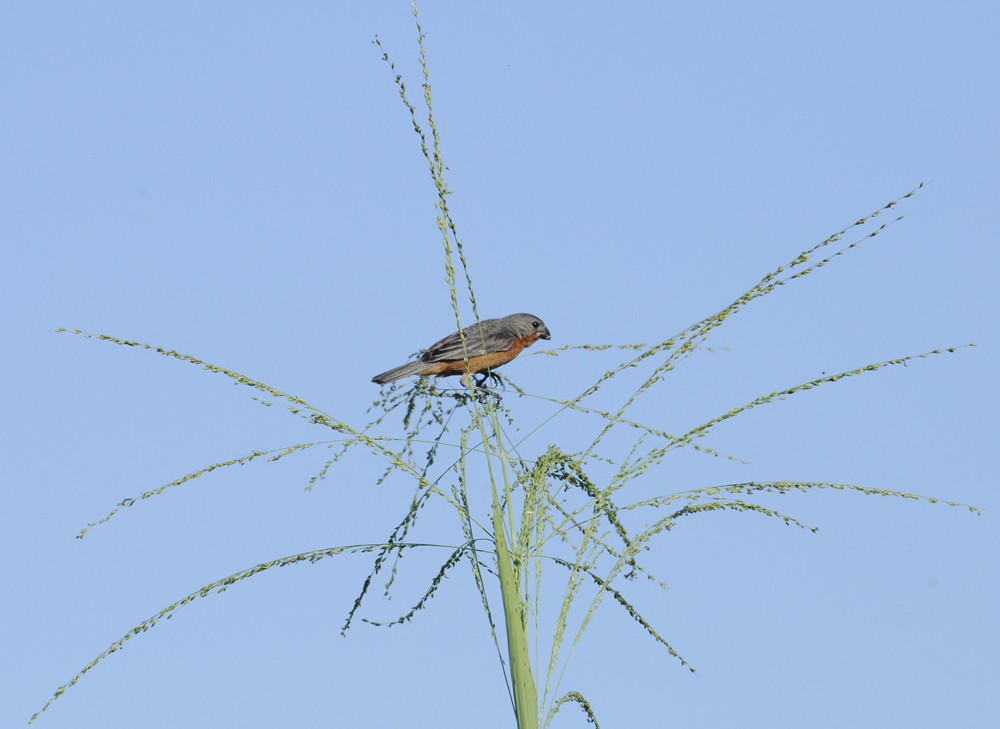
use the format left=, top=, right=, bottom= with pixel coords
left=429, top=332, right=542, bottom=377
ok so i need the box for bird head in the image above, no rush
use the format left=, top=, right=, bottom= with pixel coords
left=508, top=313, right=551, bottom=341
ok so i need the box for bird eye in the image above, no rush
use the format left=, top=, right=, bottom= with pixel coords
left=532, top=321, right=540, bottom=329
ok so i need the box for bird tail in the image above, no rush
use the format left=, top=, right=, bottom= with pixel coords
left=371, top=361, right=428, bottom=385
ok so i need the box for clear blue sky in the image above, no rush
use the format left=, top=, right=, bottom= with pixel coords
left=4, top=3, right=997, bottom=727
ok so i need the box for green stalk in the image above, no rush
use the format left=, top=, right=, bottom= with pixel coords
left=491, top=485, right=538, bottom=729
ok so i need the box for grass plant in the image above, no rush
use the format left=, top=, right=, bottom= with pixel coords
left=31, top=6, right=978, bottom=727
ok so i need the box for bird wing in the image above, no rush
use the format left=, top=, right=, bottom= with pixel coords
left=421, top=319, right=514, bottom=362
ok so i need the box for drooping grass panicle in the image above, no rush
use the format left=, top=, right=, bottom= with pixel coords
left=548, top=691, right=602, bottom=728
left=360, top=544, right=469, bottom=627
left=527, top=185, right=927, bottom=460
left=515, top=386, right=748, bottom=464
left=60, top=328, right=479, bottom=530
left=550, top=554, right=690, bottom=668
left=616, top=345, right=976, bottom=488
left=77, top=441, right=326, bottom=538
left=618, top=480, right=982, bottom=516
left=30, top=541, right=452, bottom=725
left=57, top=328, right=334, bottom=421
left=341, top=449, right=488, bottom=634
left=533, top=342, right=652, bottom=355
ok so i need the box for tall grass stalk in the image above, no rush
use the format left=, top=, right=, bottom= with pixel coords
left=31, top=6, right=978, bottom=727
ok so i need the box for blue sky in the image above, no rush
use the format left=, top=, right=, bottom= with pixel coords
left=3, top=3, right=997, bottom=727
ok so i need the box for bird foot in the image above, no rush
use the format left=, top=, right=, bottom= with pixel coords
left=475, top=371, right=503, bottom=389
left=473, top=372, right=503, bottom=405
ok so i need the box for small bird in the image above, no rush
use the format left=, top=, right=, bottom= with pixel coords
left=372, top=313, right=551, bottom=394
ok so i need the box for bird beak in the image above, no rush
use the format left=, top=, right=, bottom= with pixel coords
left=540, top=327, right=551, bottom=340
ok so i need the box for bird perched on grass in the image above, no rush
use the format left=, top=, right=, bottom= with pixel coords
left=372, top=313, right=551, bottom=397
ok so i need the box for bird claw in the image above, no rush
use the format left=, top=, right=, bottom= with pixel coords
left=473, top=372, right=503, bottom=405
left=475, top=371, right=504, bottom=389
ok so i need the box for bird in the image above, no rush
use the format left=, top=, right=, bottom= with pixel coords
left=372, top=313, right=551, bottom=395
